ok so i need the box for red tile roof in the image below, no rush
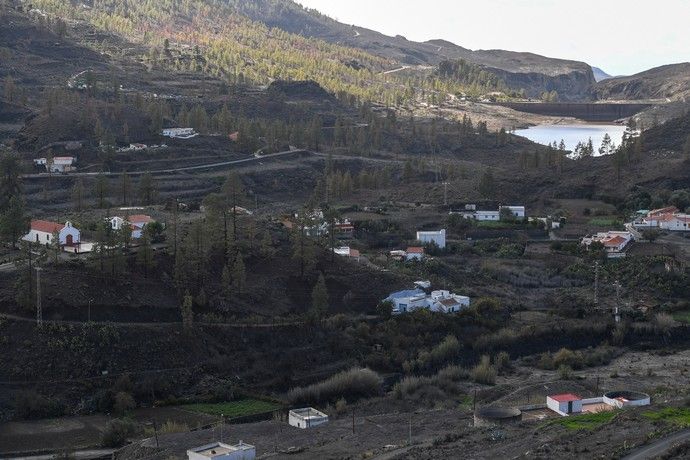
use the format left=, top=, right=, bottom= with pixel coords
left=406, top=247, right=425, bottom=254
left=349, top=249, right=360, bottom=258
left=604, top=236, right=627, bottom=247
left=549, top=393, right=581, bottom=402
left=648, top=206, right=678, bottom=217
left=127, top=214, right=153, bottom=224
left=31, top=220, right=64, bottom=234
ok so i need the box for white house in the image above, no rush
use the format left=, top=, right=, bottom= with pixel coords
left=499, top=205, right=526, bottom=218
left=428, top=290, right=471, bottom=313
left=23, top=220, right=81, bottom=247
left=162, top=127, right=198, bottom=139
left=546, top=393, right=583, bottom=416
left=289, top=408, right=328, bottom=429
left=33, top=156, right=76, bottom=173
left=384, top=288, right=429, bottom=314
left=405, top=246, right=425, bottom=261
left=384, top=285, right=470, bottom=315
left=658, top=213, right=690, bottom=232
left=187, top=441, right=255, bottom=460
left=109, top=214, right=154, bottom=239
left=333, top=246, right=360, bottom=261
left=632, top=207, right=690, bottom=231
left=475, top=210, right=500, bottom=221
left=581, top=231, right=634, bottom=256
left=416, top=229, right=446, bottom=248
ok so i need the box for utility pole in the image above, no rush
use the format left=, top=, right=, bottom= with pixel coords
left=614, top=279, right=622, bottom=323
left=408, top=413, right=412, bottom=445
left=153, top=420, right=159, bottom=448
left=593, top=261, right=600, bottom=309
left=219, top=413, right=224, bottom=443
left=442, top=182, right=449, bottom=206
left=35, top=267, right=42, bottom=326
left=352, top=408, right=355, bottom=434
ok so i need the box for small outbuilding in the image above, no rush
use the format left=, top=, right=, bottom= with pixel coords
left=187, top=441, right=255, bottom=460
left=547, top=393, right=583, bottom=415
left=289, top=407, right=328, bottom=429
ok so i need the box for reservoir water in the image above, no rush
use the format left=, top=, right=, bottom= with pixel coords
left=514, top=123, right=627, bottom=154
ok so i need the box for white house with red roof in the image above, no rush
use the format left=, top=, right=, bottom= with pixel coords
left=405, top=246, right=425, bottom=261
left=633, top=207, right=690, bottom=232
left=581, top=231, right=634, bottom=257
left=109, top=214, right=154, bottom=239
left=23, top=220, right=81, bottom=247
left=547, top=393, right=583, bottom=415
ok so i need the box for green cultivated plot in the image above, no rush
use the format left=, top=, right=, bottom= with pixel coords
left=185, top=399, right=282, bottom=418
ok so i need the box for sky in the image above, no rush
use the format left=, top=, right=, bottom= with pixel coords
left=296, top=0, right=690, bottom=76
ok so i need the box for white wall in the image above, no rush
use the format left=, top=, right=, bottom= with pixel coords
left=416, top=229, right=446, bottom=248
left=289, top=410, right=328, bottom=429
left=23, top=230, right=52, bottom=245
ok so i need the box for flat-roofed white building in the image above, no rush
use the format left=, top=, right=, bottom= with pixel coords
left=475, top=210, right=500, bottom=221
left=416, top=229, right=446, bottom=248
left=33, top=156, right=77, bottom=173
left=289, top=407, right=328, bottom=429
left=187, top=441, right=255, bottom=460
left=547, top=393, right=583, bottom=416
left=499, top=205, right=526, bottom=218
left=162, top=127, right=198, bottom=139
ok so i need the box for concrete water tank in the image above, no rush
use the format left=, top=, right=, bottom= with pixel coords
left=474, top=406, right=522, bottom=427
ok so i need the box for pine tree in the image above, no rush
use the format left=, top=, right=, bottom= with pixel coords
left=181, top=291, right=194, bottom=330
left=136, top=234, right=155, bottom=277
left=478, top=169, right=495, bottom=199
left=231, top=253, right=246, bottom=294
left=120, top=172, right=131, bottom=206
left=311, top=272, right=329, bottom=320
left=138, top=172, right=157, bottom=205
left=0, top=196, right=28, bottom=249
left=94, top=174, right=109, bottom=208
left=221, top=264, right=231, bottom=296
left=72, top=179, right=85, bottom=211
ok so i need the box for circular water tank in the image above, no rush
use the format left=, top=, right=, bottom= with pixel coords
left=603, top=390, right=651, bottom=408
left=474, top=406, right=522, bottom=427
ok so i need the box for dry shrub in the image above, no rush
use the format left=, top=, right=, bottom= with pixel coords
left=470, top=355, right=497, bottom=385
left=287, top=368, right=381, bottom=405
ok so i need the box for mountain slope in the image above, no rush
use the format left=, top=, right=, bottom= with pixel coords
left=592, top=67, right=613, bottom=82
left=594, top=63, right=690, bottom=101
left=232, top=0, right=596, bottom=99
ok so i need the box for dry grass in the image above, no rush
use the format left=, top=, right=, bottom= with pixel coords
left=287, top=368, right=382, bottom=405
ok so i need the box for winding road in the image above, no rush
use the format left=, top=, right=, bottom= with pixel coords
left=22, top=148, right=307, bottom=179
left=622, top=428, right=690, bottom=460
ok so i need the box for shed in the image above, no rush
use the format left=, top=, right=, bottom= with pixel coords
left=547, top=393, right=582, bottom=415
left=289, top=407, right=328, bottom=429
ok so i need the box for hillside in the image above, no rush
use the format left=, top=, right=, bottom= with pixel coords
left=592, top=66, right=613, bottom=82
left=594, top=62, right=690, bottom=101
left=233, top=0, right=596, bottom=100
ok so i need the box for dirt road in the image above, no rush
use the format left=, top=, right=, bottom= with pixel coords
left=622, top=428, right=690, bottom=460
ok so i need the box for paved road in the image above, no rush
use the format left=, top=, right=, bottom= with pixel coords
left=6, top=449, right=115, bottom=460
left=0, top=312, right=303, bottom=329
left=22, top=149, right=306, bottom=179
left=622, top=428, right=690, bottom=460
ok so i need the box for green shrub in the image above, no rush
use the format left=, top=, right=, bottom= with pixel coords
left=13, top=390, right=65, bottom=420
left=113, top=392, right=135, bottom=415
left=101, top=418, right=140, bottom=447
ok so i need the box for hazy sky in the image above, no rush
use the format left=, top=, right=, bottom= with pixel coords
left=296, top=0, right=690, bottom=76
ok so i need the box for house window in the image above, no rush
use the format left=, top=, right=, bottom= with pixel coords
left=47, top=234, right=50, bottom=241
left=35, top=234, right=39, bottom=242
